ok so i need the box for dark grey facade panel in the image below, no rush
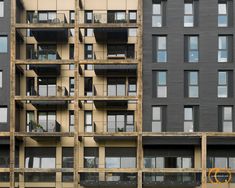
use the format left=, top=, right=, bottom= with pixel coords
left=0, top=0, right=10, bottom=131
left=143, top=0, right=235, bottom=132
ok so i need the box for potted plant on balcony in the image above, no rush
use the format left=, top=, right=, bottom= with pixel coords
left=30, top=120, right=44, bottom=133
left=118, top=127, right=124, bottom=132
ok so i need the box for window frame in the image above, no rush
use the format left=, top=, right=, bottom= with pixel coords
left=188, top=71, right=199, bottom=98
left=184, top=2, right=194, bottom=27
left=184, top=106, right=194, bottom=132
left=218, top=71, right=228, bottom=98
left=0, top=36, right=8, bottom=53
left=156, top=71, right=167, bottom=98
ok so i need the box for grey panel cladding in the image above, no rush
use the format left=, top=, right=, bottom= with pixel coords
left=143, top=0, right=235, bottom=132
left=0, top=0, right=11, bottom=131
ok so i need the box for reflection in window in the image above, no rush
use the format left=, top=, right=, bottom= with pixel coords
left=152, top=1, right=162, bottom=27
left=188, top=36, right=199, bottom=62
left=0, top=36, right=7, bottom=53
left=156, top=71, right=167, bottom=98
left=218, top=71, right=228, bottom=98
left=155, top=36, right=167, bottom=63
left=218, top=36, right=228, bottom=62
left=222, top=106, right=233, bottom=132
left=218, top=2, right=228, bottom=27
left=184, top=2, right=194, bottom=27
left=184, top=107, right=194, bottom=132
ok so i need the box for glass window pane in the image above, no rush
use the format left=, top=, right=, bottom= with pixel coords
left=218, top=15, right=228, bottom=27
left=219, top=36, right=227, bottom=49
left=184, top=108, right=193, bottom=120
left=218, top=50, right=228, bottom=62
left=152, top=16, right=162, bottom=27
left=157, top=86, right=167, bottom=98
left=106, top=157, right=120, bottom=168
left=157, top=51, right=167, bottom=62
left=215, top=157, right=227, bottom=168
left=218, top=72, right=227, bottom=84
left=158, top=72, right=166, bottom=85
left=156, top=157, right=164, bottom=168
left=229, top=158, right=235, bottom=169
left=0, top=1, right=4, bottom=17
left=144, top=158, right=155, bottom=168
left=152, top=122, right=162, bottom=132
left=184, top=16, right=194, bottom=27
left=0, top=71, right=2, bottom=88
left=189, top=51, right=199, bottom=62
left=152, top=107, right=161, bottom=120
left=224, top=107, right=232, bottom=120
left=121, top=157, right=136, bottom=168
left=184, top=121, right=194, bottom=132
left=85, top=112, right=92, bottom=124
left=218, top=86, right=228, bottom=98
left=0, top=107, right=7, bottom=123
left=41, top=158, right=55, bottom=168
left=218, top=4, right=227, bottom=14
left=223, top=122, right=233, bottom=132
left=0, top=36, right=7, bottom=53
left=153, top=4, right=161, bottom=14
left=189, top=72, right=198, bottom=84
left=185, top=3, right=193, bottom=14
left=189, top=86, right=199, bottom=98
left=158, top=37, right=166, bottom=49
left=182, top=158, right=192, bottom=168
left=190, top=37, right=198, bottom=49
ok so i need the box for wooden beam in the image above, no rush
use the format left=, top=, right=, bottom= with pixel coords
left=0, top=132, right=10, bottom=136
left=15, top=23, right=74, bottom=29
left=79, top=60, right=137, bottom=65
left=78, top=23, right=139, bottom=28
left=15, top=96, right=73, bottom=101
left=78, top=168, right=138, bottom=173
left=15, top=60, right=74, bottom=65
left=0, top=168, right=10, bottom=173
left=15, top=132, right=74, bottom=137
left=14, top=168, right=74, bottom=173
left=78, top=132, right=138, bottom=137
left=142, top=168, right=202, bottom=173
left=142, top=132, right=203, bottom=137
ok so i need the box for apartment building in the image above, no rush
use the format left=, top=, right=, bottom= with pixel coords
left=1, top=0, right=235, bottom=188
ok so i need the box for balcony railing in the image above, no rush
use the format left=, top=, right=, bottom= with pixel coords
left=26, top=49, right=61, bottom=61
left=80, top=173, right=137, bottom=186
left=84, top=13, right=137, bottom=24
left=31, top=13, right=67, bottom=24
left=27, top=86, right=68, bottom=97
left=92, top=84, right=136, bottom=97
left=27, top=120, right=61, bottom=133
left=93, top=121, right=136, bottom=133
left=143, top=173, right=201, bottom=186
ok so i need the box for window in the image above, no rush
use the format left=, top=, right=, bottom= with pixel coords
left=70, top=11, right=75, bottom=23
left=129, top=28, right=137, bottom=37
left=154, top=36, right=167, bottom=63
left=69, top=44, right=74, bottom=69
left=186, top=36, right=199, bottom=63
left=84, top=148, right=99, bottom=168
left=38, top=78, right=56, bottom=96
left=25, top=148, right=56, bottom=168
left=218, top=36, right=228, bottom=62
left=38, top=112, right=56, bottom=132
left=38, top=11, right=56, bottom=23
left=208, top=156, right=235, bottom=169
left=129, top=11, right=137, bottom=23
left=185, top=71, right=199, bottom=98
left=184, top=2, right=194, bottom=27
left=107, top=111, right=135, bottom=132
left=0, top=0, right=4, bottom=17
left=69, top=111, right=74, bottom=132
left=0, top=71, right=2, bottom=88
left=84, top=77, right=93, bottom=96
left=106, top=157, right=136, bottom=168
left=0, top=107, right=7, bottom=123
left=218, top=71, right=228, bottom=98
left=152, top=106, right=162, bottom=132
left=85, top=11, right=93, bottom=23
left=128, top=78, right=137, bottom=96
left=85, top=29, right=93, bottom=37
left=218, top=2, right=228, bottom=27
left=0, top=36, right=7, bottom=53
left=85, top=44, right=93, bottom=59
left=156, top=71, right=167, bottom=98
left=85, top=111, right=92, bottom=132
left=107, top=78, right=126, bottom=96
left=152, top=0, right=164, bottom=27
left=69, top=77, right=74, bottom=96
left=62, top=148, right=74, bottom=168
left=26, top=111, right=35, bottom=132
left=221, top=106, right=233, bottom=132
left=184, top=107, right=194, bottom=132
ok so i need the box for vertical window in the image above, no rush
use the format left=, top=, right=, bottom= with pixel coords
left=85, top=11, right=93, bottom=23
left=155, top=36, right=167, bottom=63
left=128, top=78, right=137, bottom=96
left=85, top=111, right=92, bottom=132
left=84, top=148, right=99, bottom=168
left=184, top=107, right=194, bottom=132
left=129, top=11, right=137, bottom=23
left=152, top=106, right=162, bottom=132
left=26, top=111, right=35, bottom=132
left=0, top=36, right=7, bottom=53
left=186, top=71, right=199, bottom=98
left=0, top=0, right=4, bottom=17
left=184, top=1, right=194, bottom=27
left=218, top=36, right=228, bottom=62
left=69, top=44, right=74, bottom=69
left=156, top=71, right=167, bottom=98
left=218, top=2, right=228, bottom=27
left=85, top=44, right=93, bottom=59
left=85, top=29, right=93, bottom=37
left=70, top=11, right=75, bottom=23
left=84, top=77, right=93, bottom=96
left=188, top=36, right=199, bottom=63
left=222, top=106, right=233, bottom=132
left=0, top=71, right=2, bottom=88
left=218, top=71, right=228, bottom=98
left=62, top=148, right=74, bottom=168
left=69, top=77, right=74, bottom=96
left=69, top=111, right=74, bottom=132
left=152, top=0, right=164, bottom=27
left=0, top=107, right=7, bottom=123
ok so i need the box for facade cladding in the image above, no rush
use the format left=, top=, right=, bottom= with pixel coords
left=1, top=0, right=235, bottom=188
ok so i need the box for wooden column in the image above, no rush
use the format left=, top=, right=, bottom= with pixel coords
left=201, top=134, right=207, bottom=188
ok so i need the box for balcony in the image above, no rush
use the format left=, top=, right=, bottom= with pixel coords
left=143, top=173, right=201, bottom=187
left=29, top=49, right=61, bottom=75
left=93, top=121, right=137, bottom=142
left=26, top=120, right=61, bottom=141
left=80, top=173, right=137, bottom=187
left=26, top=13, right=69, bottom=42
left=29, top=86, right=69, bottom=108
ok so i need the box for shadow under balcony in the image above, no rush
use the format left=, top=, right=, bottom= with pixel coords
left=80, top=173, right=137, bottom=187
left=26, top=120, right=61, bottom=141
left=29, top=50, right=61, bottom=76
left=143, top=173, right=201, bottom=187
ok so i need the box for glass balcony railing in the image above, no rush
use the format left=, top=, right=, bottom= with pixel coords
left=30, top=13, right=67, bottom=24
left=27, top=86, right=68, bottom=97
left=93, top=121, right=136, bottom=133
left=27, top=120, right=61, bottom=133
left=27, top=50, right=61, bottom=60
